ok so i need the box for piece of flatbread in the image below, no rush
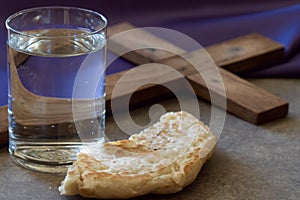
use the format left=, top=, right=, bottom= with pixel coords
left=59, top=111, right=217, bottom=199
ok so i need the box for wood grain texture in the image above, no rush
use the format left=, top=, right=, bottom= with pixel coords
left=187, top=68, right=289, bottom=124
left=105, top=63, right=186, bottom=113
left=107, top=22, right=285, bottom=73
left=161, top=49, right=289, bottom=124
left=205, top=33, right=285, bottom=74
left=107, top=22, right=186, bottom=64
left=107, top=22, right=289, bottom=125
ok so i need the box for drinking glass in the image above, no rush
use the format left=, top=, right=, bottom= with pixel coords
left=6, top=6, right=107, bottom=173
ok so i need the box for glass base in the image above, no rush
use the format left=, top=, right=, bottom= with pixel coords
left=9, top=143, right=82, bottom=173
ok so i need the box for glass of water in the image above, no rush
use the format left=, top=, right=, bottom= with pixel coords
left=6, top=7, right=107, bottom=173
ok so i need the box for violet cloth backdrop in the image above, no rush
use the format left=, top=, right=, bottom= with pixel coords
left=1, top=0, right=300, bottom=107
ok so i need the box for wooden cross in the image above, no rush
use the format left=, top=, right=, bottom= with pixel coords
left=0, top=22, right=289, bottom=146
left=106, top=22, right=288, bottom=124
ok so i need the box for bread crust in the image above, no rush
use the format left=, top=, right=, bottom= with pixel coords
left=59, top=111, right=217, bottom=199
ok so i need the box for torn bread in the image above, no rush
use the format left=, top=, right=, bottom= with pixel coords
left=59, top=111, right=217, bottom=199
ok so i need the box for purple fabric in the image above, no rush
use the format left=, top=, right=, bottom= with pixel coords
left=1, top=0, right=300, bottom=106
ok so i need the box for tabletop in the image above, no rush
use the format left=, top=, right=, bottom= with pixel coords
left=0, top=78, right=299, bottom=200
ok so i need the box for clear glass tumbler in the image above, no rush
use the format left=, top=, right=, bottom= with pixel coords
left=6, top=7, right=107, bottom=173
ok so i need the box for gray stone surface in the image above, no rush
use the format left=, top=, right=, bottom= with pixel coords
left=0, top=78, right=299, bottom=200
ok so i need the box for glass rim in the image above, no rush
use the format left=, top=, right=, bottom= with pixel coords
left=5, top=6, right=108, bottom=39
